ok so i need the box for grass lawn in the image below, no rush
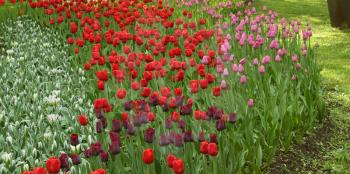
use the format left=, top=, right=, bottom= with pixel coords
left=256, top=0, right=350, bottom=173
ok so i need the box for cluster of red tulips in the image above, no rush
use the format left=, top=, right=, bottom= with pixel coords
left=14, top=0, right=238, bottom=173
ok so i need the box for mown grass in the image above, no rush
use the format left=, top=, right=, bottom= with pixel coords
left=256, top=0, right=350, bottom=173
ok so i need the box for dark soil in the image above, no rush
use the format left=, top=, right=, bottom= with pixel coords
left=266, top=90, right=350, bottom=174
left=267, top=119, right=335, bottom=174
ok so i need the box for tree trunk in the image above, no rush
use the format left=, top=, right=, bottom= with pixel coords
left=328, top=0, right=350, bottom=28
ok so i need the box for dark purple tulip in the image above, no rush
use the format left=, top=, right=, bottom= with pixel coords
left=165, top=118, right=172, bottom=129
left=169, top=132, right=177, bottom=144
left=207, top=106, right=217, bottom=118
left=174, top=133, right=184, bottom=147
left=175, top=96, right=184, bottom=106
left=162, top=103, right=169, bottom=112
left=183, top=131, right=194, bottom=142
left=124, top=100, right=133, bottom=111
left=109, top=132, right=120, bottom=143
left=59, top=153, right=69, bottom=171
left=109, top=141, right=121, bottom=155
left=139, top=112, right=149, bottom=124
left=127, top=123, right=135, bottom=135
left=70, top=133, right=79, bottom=146
left=95, top=109, right=104, bottom=119
left=229, top=113, right=237, bottom=124
left=216, top=119, right=226, bottom=131
left=70, top=154, right=81, bottom=165
left=96, top=120, right=103, bottom=133
left=133, top=116, right=142, bottom=127
left=83, top=148, right=93, bottom=158
left=137, top=100, right=147, bottom=111
left=210, top=134, right=218, bottom=144
left=99, top=151, right=109, bottom=162
left=91, top=142, right=103, bottom=156
left=148, top=95, right=158, bottom=106
left=122, top=120, right=129, bottom=129
left=213, top=110, right=224, bottom=120
left=178, top=119, right=186, bottom=129
left=180, top=104, right=192, bottom=116
left=101, top=117, right=108, bottom=129
left=144, top=128, right=155, bottom=143
left=112, top=119, right=121, bottom=132
left=198, top=131, right=206, bottom=142
left=159, top=134, right=170, bottom=146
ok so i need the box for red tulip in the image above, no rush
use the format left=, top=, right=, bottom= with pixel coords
left=160, top=87, right=171, bottom=98
left=70, top=22, right=78, bottom=34
left=172, top=159, right=185, bottom=174
left=33, top=167, right=46, bottom=174
left=166, top=154, right=177, bottom=168
left=90, top=169, right=106, bottom=174
left=206, top=73, right=215, bottom=83
left=0, top=0, right=5, bottom=6
left=22, top=171, right=33, bottom=174
left=49, top=18, right=55, bottom=25
left=97, top=80, right=104, bottom=90
left=148, top=112, right=155, bottom=122
left=200, top=141, right=209, bottom=154
left=199, top=79, right=208, bottom=89
left=46, top=157, right=60, bottom=174
left=208, top=143, right=218, bottom=156
left=174, top=88, right=182, bottom=96
left=96, top=70, right=108, bottom=81
left=67, top=37, right=74, bottom=44
left=123, top=45, right=131, bottom=54
left=131, top=81, right=140, bottom=90
left=212, top=86, right=221, bottom=96
left=171, top=111, right=180, bottom=122
left=78, top=115, right=88, bottom=126
left=141, top=87, right=151, bottom=97
left=142, top=149, right=154, bottom=164
left=116, top=88, right=127, bottom=99
left=190, top=80, right=198, bottom=93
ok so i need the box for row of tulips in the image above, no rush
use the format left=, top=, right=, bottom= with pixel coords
left=0, top=16, right=94, bottom=174
left=0, top=0, right=324, bottom=173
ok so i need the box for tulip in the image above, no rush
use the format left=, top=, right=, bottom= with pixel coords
left=145, top=128, right=155, bottom=143
left=46, top=157, right=60, bottom=174
left=90, top=169, right=106, bottom=174
left=172, top=159, right=185, bottom=174
left=70, top=133, right=79, bottom=146
left=248, top=99, right=254, bottom=108
left=166, top=154, right=177, bottom=168
left=208, top=143, right=218, bottom=156
left=142, top=149, right=154, bottom=164
left=77, top=115, right=88, bottom=126
left=33, top=167, right=46, bottom=174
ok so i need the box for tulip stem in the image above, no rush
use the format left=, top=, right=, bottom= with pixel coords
left=213, top=160, right=218, bottom=174
left=147, top=166, right=151, bottom=174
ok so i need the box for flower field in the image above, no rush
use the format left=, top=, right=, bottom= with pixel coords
left=0, top=0, right=325, bottom=174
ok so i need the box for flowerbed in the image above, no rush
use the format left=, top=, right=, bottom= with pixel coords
left=0, top=0, right=324, bottom=174
left=0, top=17, right=93, bottom=174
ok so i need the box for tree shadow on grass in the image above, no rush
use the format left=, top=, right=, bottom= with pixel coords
left=260, top=0, right=329, bottom=24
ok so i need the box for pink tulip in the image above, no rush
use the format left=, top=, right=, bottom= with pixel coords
left=259, top=65, right=265, bottom=74
left=247, top=99, right=254, bottom=108
left=240, top=75, right=247, bottom=84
